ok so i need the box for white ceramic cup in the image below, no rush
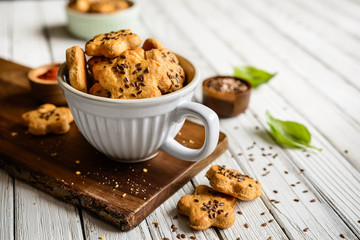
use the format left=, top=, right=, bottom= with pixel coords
left=57, top=55, right=219, bottom=163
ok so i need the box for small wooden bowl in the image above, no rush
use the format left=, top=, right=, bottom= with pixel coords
left=28, top=63, right=67, bottom=105
left=202, top=76, right=252, bottom=118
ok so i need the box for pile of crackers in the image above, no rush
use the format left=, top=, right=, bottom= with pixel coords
left=68, top=0, right=129, bottom=13
left=177, top=165, right=261, bottom=230
left=66, top=29, right=186, bottom=100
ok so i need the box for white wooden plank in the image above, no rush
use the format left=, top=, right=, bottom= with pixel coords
left=241, top=0, right=360, bottom=91
left=292, top=0, right=360, bottom=39
left=221, top=114, right=360, bottom=239
left=151, top=0, right=360, bottom=238
left=14, top=180, right=83, bottom=240
left=246, top=87, right=360, bottom=236
left=0, top=2, right=12, bottom=60
left=191, top=153, right=289, bottom=240
left=193, top=0, right=360, bottom=168
left=318, top=0, right=360, bottom=22
left=0, top=169, right=14, bottom=240
left=11, top=1, right=52, bottom=67
left=82, top=211, right=152, bottom=240
left=264, top=0, right=360, bottom=60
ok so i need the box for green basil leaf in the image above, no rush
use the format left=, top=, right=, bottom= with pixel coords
left=266, top=111, right=321, bottom=151
left=234, top=66, right=276, bottom=88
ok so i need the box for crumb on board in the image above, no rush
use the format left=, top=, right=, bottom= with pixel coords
left=122, top=193, right=127, bottom=198
left=76, top=171, right=81, bottom=175
left=75, top=160, right=80, bottom=164
left=11, top=132, right=18, bottom=137
left=50, top=152, right=57, bottom=157
left=143, top=168, right=148, bottom=173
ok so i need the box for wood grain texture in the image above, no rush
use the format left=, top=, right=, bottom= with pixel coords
left=14, top=180, right=84, bottom=240
left=0, top=170, right=14, bottom=240
left=0, top=58, right=228, bottom=231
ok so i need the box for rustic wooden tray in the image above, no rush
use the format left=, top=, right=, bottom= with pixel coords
left=0, top=58, right=228, bottom=231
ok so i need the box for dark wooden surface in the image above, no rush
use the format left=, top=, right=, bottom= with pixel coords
left=0, top=58, right=228, bottom=231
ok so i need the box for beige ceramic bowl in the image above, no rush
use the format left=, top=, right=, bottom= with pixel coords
left=28, top=63, right=67, bottom=105
left=66, top=0, right=139, bottom=40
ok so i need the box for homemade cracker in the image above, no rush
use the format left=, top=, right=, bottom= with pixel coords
left=177, top=185, right=237, bottom=230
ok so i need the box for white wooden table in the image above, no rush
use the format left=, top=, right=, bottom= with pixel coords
left=1, top=0, right=360, bottom=239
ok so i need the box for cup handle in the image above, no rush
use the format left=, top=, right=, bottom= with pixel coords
left=160, top=102, right=219, bottom=161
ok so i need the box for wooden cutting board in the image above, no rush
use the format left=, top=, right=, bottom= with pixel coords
left=0, top=58, right=228, bottom=231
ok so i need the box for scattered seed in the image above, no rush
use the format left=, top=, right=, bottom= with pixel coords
left=300, top=169, right=305, bottom=173
left=237, top=211, right=242, bottom=215
left=291, top=184, right=296, bottom=187
left=294, top=199, right=300, bottom=202
left=303, top=190, right=309, bottom=193
left=284, top=171, right=288, bottom=174
left=340, top=234, right=345, bottom=238
left=244, top=223, right=249, bottom=228
left=181, top=234, right=186, bottom=238
left=261, top=223, right=267, bottom=227
left=310, top=199, right=316, bottom=203
left=268, top=219, right=274, bottom=223
left=273, top=190, right=278, bottom=194
left=344, top=150, right=348, bottom=154
left=11, top=132, right=18, bottom=137
left=153, top=221, right=159, bottom=228
left=76, top=171, right=81, bottom=175
left=261, top=212, right=265, bottom=215
left=303, top=228, right=309, bottom=232
left=75, top=160, right=80, bottom=164
left=190, top=236, right=196, bottom=240
left=122, top=193, right=126, bottom=197
left=143, top=168, right=148, bottom=173
left=163, top=238, right=170, bottom=240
